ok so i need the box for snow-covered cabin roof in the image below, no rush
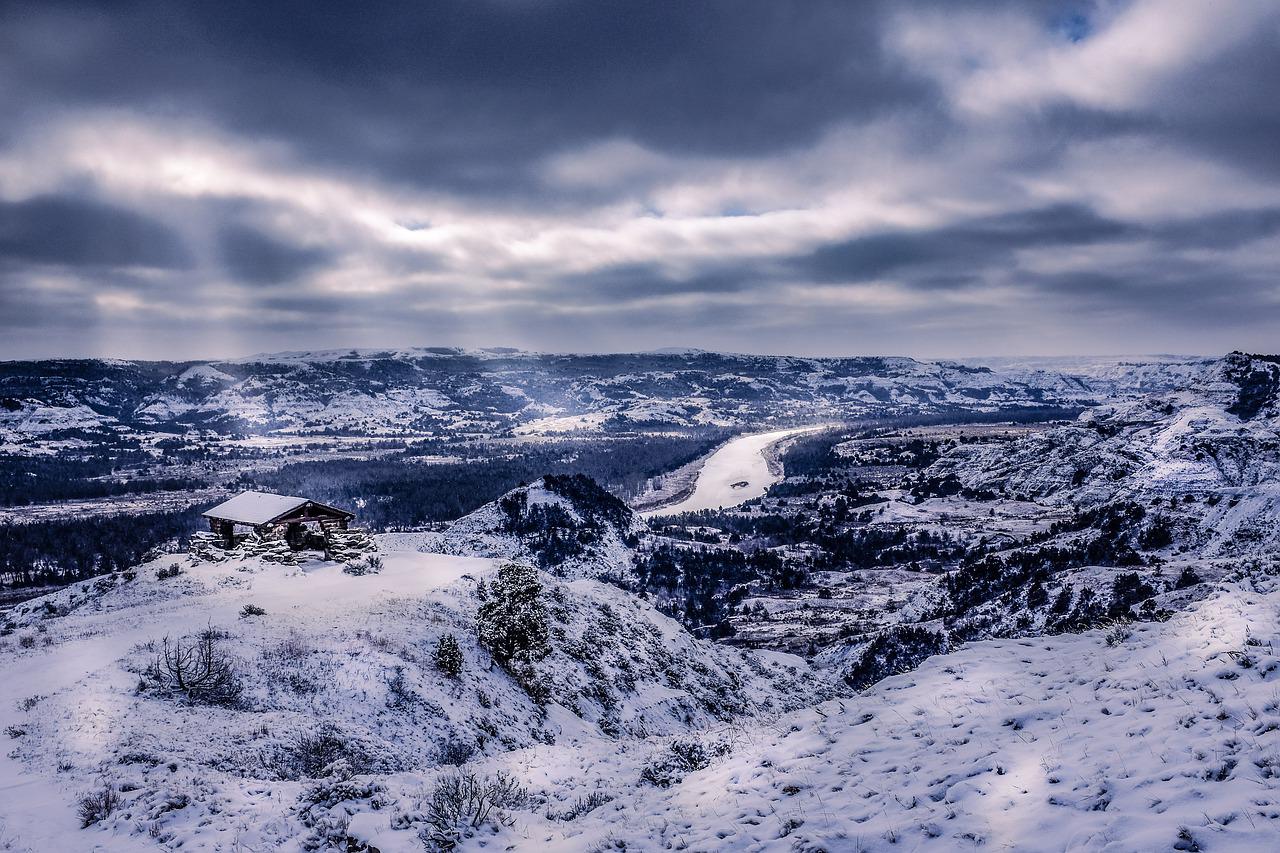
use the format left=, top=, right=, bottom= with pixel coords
left=202, top=490, right=352, bottom=526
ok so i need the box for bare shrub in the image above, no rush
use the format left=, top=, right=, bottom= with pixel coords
left=157, top=563, right=183, bottom=580
left=420, top=772, right=528, bottom=850
left=547, top=790, right=613, bottom=821
left=150, top=629, right=243, bottom=707
left=356, top=629, right=395, bottom=652
left=77, top=784, right=122, bottom=827
left=585, top=835, right=628, bottom=853
left=239, top=603, right=267, bottom=618
left=266, top=632, right=313, bottom=663
left=385, top=665, right=419, bottom=709
left=1104, top=620, right=1133, bottom=647
left=434, top=737, right=476, bottom=767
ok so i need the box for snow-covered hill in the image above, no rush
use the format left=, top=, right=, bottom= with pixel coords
left=931, top=353, right=1280, bottom=556
left=0, top=349, right=1212, bottom=449
left=502, top=572, right=1280, bottom=852
left=0, top=537, right=820, bottom=851
left=437, top=474, right=644, bottom=579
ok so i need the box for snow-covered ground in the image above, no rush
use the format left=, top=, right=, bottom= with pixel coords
left=0, top=537, right=818, bottom=852
left=642, top=427, right=823, bottom=517
left=0, top=549, right=490, bottom=852
left=503, top=573, right=1280, bottom=852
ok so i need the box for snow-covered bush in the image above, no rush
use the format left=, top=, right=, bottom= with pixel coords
left=1104, top=620, right=1133, bottom=646
left=639, top=737, right=730, bottom=787
left=433, top=634, right=464, bottom=678
left=239, top=603, right=267, bottom=618
left=477, top=563, right=550, bottom=698
left=546, top=790, right=614, bottom=821
left=157, top=563, right=183, bottom=580
left=342, top=554, right=383, bottom=576
left=263, top=725, right=374, bottom=781
left=419, top=772, right=528, bottom=850
left=844, top=625, right=950, bottom=690
left=295, top=760, right=393, bottom=851
left=1175, top=566, right=1204, bottom=589
left=434, top=737, right=476, bottom=767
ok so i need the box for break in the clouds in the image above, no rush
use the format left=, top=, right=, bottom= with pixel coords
left=0, top=0, right=1277, bottom=359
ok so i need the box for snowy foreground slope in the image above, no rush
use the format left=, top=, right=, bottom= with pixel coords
left=0, top=538, right=818, bottom=852
left=508, top=575, right=1280, bottom=852
left=3, top=541, right=1277, bottom=851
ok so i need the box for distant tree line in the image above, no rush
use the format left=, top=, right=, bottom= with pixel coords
left=652, top=509, right=968, bottom=572
left=0, top=455, right=205, bottom=506
left=0, top=509, right=200, bottom=588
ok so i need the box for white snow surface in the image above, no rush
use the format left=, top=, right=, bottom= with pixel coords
left=506, top=574, right=1280, bottom=852
left=0, top=536, right=818, bottom=852
left=643, top=426, right=822, bottom=517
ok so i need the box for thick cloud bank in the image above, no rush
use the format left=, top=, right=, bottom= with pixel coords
left=0, top=0, right=1277, bottom=358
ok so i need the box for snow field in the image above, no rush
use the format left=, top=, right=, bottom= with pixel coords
left=0, top=537, right=817, bottom=851
left=513, top=574, right=1280, bottom=852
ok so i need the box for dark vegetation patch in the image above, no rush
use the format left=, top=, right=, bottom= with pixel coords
left=499, top=474, right=638, bottom=569
left=0, top=509, right=199, bottom=589
left=845, top=626, right=950, bottom=690
left=0, top=455, right=205, bottom=506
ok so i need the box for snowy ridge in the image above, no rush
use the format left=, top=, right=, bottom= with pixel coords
left=931, top=352, right=1280, bottom=555
left=502, top=572, right=1280, bottom=852
left=0, top=349, right=1212, bottom=449
left=438, top=475, right=643, bottom=580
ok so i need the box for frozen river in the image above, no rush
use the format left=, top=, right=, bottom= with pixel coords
left=641, top=426, right=822, bottom=517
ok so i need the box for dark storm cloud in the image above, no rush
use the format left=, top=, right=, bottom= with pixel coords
left=550, top=263, right=763, bottom=302
left=217, top=225, right=332, bottom=285
left=1150, top=208, right=1280, bottom=251
left=0, top=0, right=936, bottom=199
left=797, top=205, right=1135, bottom=283
left=0, top=195, right=191, bottom=269
left=1147, top=25, right=1280, bottom=181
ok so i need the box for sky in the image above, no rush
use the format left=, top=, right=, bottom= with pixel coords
left=1, top=0, right=1278, bottom=361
